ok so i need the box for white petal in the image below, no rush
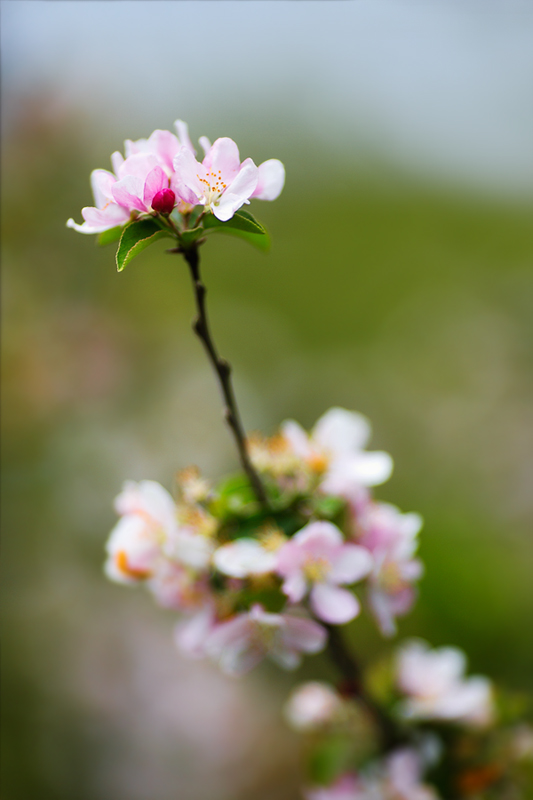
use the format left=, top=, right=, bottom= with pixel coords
left=329, top=544, right=373, bottom=584
left=252, top=159, right=286, bottom=200
left=199, top=135, right=212, bottom=156
left=213, top=539, right=277, bottom=578
left=313, top=407, right=371, bottom=454
left=90, top=169, right=116, bottom=208
left=174, top=119, right=195, bottom=153
left=281, top=419, right=312, bottom=458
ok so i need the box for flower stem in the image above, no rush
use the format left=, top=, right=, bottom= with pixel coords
left=181, top=245, right=270, bottom=508
left=326, top=625, right=403, bottom=751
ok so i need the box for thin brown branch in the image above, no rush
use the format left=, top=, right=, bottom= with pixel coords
left=326, top=625, right=404, bottom=751
left=181, top=245, right=269, bottom=508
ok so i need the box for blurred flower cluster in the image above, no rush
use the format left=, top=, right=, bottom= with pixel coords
left=67, top=119, right=285, bottom=233
left=105, top=408, right=422, bottom=674
left=104, top=406, right=533, bottom=798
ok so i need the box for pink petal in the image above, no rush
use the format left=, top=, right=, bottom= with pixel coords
left=199, top=135, right=212, bottom=156
left=310, top=584, right=361, bottom=624
left=281, top=570, right=307, bottom=603
left=173, top=147, right=204, bottom=204
left=205, top=614, right=252, bottom=657
left=143, top=165, right=168, bottom=208
left=146, top=129, right=180, bottom=170
left=212, top=159, right=259, bottom=221
left=330, top=544, right=373, bottom=584
left=90, top=169, right=116, bottom=208
left=368, top=588, right=397, bottom=637
left=111, top=150, right=124, bottom=175
left=282, top=615, right=327, bottom=653
left=175, top=607, right=215, bottom=658
left=174, top=119, right=195, bottom=153
left=293, top=521, right=344, bottom=552
left=66, top=203, right=130, bottom=234
left=204, top=137, right=241, bottom=181
left=252, top=159, right=285, bottom=200
left=116, top=152, right=159, bottom=181
left=112, top=175, right=147, bottom=212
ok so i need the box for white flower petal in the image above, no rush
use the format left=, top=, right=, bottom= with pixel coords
left=213, top=539, right=277, bottom=578
left=313, top=407, right=371, bottom=454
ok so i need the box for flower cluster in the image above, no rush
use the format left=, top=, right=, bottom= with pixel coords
left=104, top=408, right=424, bottom=675
left=67, top=120, right=285, bottom=234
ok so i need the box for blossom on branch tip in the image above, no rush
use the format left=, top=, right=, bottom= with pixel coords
left=396, top=640, right=495, bottom=727
left=174, top=136, right=285, bottom=221
left=282, top=407, right=393, bottom=498
left=205, top=604, right=327, bottom=676
left=277, top=521, right=373, bottom=624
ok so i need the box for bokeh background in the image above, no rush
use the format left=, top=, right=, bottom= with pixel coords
left=2, top=2, right=533, bottom=798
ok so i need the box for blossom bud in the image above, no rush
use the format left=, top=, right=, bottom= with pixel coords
left=151, top=188, right=176, bottom=215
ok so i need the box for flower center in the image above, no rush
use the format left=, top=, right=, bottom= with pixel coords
left=304, top=556, right=330, bottom=583
left=379, top=561, right=404, bottom=592
left=197, top=169, right=228, bottom=207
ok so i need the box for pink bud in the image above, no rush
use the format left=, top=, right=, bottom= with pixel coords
left=151, top=189, right=176, bottom=215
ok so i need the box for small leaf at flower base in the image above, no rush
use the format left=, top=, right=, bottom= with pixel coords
left=313, top=496, right=347, bottom=521
left=203, top=210, right=270, bottom=252
left=98, top=226, right=124, bottom=246
left=179, top=227, right=205, bottom=249
left=116, top=219, right=174, bottom=272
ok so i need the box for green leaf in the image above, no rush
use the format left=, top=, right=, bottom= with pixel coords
left=98, top=226, right=124, bottom=246
left=204, top=209, right=267, bottom=235
left=179, top=227, right=205, bottom=249
left=115, top=219, right=174, bottom=272
left=203, top=210, right=270, bottom=252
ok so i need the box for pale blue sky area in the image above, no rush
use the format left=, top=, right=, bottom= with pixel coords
left=2, top=0, right=533, bottom=193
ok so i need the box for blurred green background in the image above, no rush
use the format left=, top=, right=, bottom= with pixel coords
left=2, top=2, right=533, bottom=799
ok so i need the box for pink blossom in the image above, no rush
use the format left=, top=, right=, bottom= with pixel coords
left=396, top=640, right=495, bottom=727
left=356, top=502, right=423, bottom=637
left=66, top=168, right=131, bottom=234
left=67, top=120, right=195, bottom=234
left=174, top=137, right=259, bottom=221
left=284, top=681, right=342, bottom=731
left=148, top=560, right=211, bottom=612
left=105, top=480, right=178, bottom=583
left=277, top=521, right=373, bottom=624
left=281, top=408, right=393, bottom=498
left=174, top=136, right=285, bottom=221
left=205, top=604, right=327, bottom=676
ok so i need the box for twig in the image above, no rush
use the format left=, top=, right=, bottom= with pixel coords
left=181, top=245, right=269, bottom=508
left=326, top=625, right=404, bottom=751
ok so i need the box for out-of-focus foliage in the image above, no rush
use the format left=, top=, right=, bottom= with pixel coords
left=2, top=98, right=532, bottom=800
